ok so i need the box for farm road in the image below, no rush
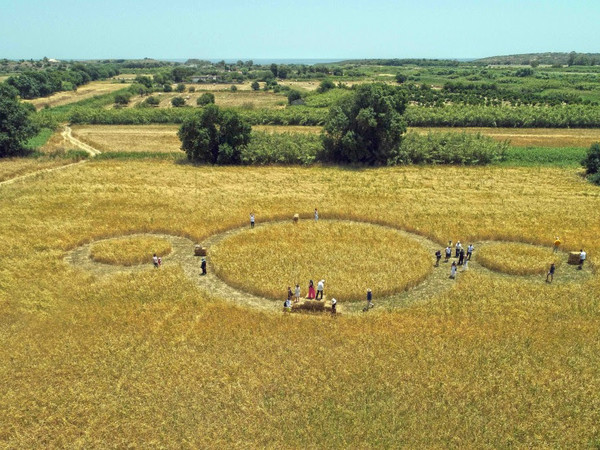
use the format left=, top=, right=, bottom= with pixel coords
left=62, top=125, right=101, bottom=156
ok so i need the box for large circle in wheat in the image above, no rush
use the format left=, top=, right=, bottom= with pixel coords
left=476, top=241, right=562, bottom=276
left=209, top=220, right=432, bottom=301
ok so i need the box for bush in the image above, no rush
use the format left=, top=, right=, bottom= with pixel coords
left=388, top=131, right=508, bottom=165
left=582, top=142, right=600, bottom=180
left=188, top=86, right=196, bottom=93
left=176, top=83, right=186, bottom=93
left=317, top=79, right=336, bottom=93
left=171, top=97, right=186, bottom=107
left=230, top=85, right=238, bottom=92
left=163, top=84, right=173, bottom=93
left=241, top=131, right=321, bottom=165
left=251, top=81, right=260, bottom=91
left=114, top=92, right=132, bottom=105
left=143, top=96, right=160, bottom=107
left=287, top=90, right=303, bottom=105
left=197, top=93, right=215, bottom=106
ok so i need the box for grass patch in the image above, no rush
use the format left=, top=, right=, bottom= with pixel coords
left=501, top=146, right=586, bottom=167
left=477, top=242, right=562, bottom=275
left=26, top=128, right=55, bottom=150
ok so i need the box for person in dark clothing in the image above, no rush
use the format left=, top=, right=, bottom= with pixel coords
left=546, top=263, right=556, bottom=283
left=201, top=257, right=207, bottom=275
left=458, top=248, right=465, bottom=265
left=435, top=250, right=442, bottom=267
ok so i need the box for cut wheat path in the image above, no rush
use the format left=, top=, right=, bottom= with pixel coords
left=64, top=220, right=593, bottom=315
left=0, top=125, right=101, bottom=188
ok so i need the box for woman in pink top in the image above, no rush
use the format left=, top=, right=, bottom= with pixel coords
left=307, top=280, right=316, bottom=299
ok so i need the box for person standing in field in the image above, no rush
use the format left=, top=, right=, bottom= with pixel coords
left=316, top=279, right=325, bottom=300
left=553, top=237, right=561, bottom=253
left=153, top=253, right=159, bottom=269
left=455, top=241, right=462, bottom=258
left=250, top=212, right=255, bottom=228
left=331, top=298, right=337, bottom=314
left=308, top=280, right=316, bottom=299
left=467, top=244, right=474, bottom=260
left=435, top=250, right=442, bottom=267
left=546, top=263, right=556, bottom=282
left=287, top=286, right=293, bottom=302
left=365, top=288, right=373, bottom=310
left=458, top=248, right=465, bottom=266
left=579, top=249, right=587, bottom=269
left=314, top=208, right=319, bottom=222
left=294, top=284, right=301, bottom=303
left=201, top=257, right=207, bottom=275
left=445, top=246, right=452, bottom=262
left=450, top=261, right=457, bottom=279
left=462, top=257, right=469, bottom=271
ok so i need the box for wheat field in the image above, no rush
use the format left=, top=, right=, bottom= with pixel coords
left=70, top=125, right=181, bottom=153
left=413, top=126, right=600, bottom=147
left=0, top=160, right=599, bottom=447
left=24, top=81, right=126, bottom=110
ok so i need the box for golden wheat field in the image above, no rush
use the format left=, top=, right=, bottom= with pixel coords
left=0, top=157, right=75, bottom=182
left=24, top=81, right=125, bottom=110
left=1, top=160, right=599, bottom=447
left=125, top=90, right=286, bottom=110
left=413, top=127, right=600, bottom=147
left=70, top=125, right=181, bottom=153
left=210, top=221, right=432, bottom=300
left=476, top=242, right=563, bottom=276
left=89, top=236, right=172, bottom=266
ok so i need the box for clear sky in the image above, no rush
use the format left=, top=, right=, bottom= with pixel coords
left=1, top=0, right=598, bottom=60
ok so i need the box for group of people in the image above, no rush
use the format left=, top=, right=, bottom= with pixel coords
left=434, top=241, right=474, bottom=279
left=545, top=247, right=587, bottom=283
left=287, top=279, right=326, bottom=304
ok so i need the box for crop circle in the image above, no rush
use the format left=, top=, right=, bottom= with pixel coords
left=209, top=220, right=432, bottom=301
left=90, top=236, right=173, bottom=266
left=476, top=241, right=562, bottom=276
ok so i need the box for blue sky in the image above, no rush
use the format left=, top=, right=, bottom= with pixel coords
left=1, top=0, right=598, bottom=60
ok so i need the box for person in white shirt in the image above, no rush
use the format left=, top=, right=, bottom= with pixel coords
left=314, top=208, right=319, bottom=222
left=152, top=254, right=159, bottom=268
left=450, top=262, right=457, bottom=279
left=294, top=284, right=301, bottom=303
left=579, top=249, right=587, bottom=270
left=455, top=241, right=462, bottom=258
left=316, top=279, right=325, bottom=300
left=445, top=246, right=451, bottom=262
left=250, top=212, right=255, bottom=228
left=467, top=244, right=474, bottom=260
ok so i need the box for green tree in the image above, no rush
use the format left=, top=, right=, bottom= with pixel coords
left=582, top=142, right=600, bottom=175
left=287, top=90, right=303, bottom=105
left=0, top=83, right=39, bottom=156
left=135, top=75, right=153, bottom=89
left=251, top=81, right=260, bottom=91
left=317, top=79, right=335, bottom=93
left=395, top=73, right=407, bottom=84
left=178, top=104, right=251, bottom=164
left=171, top=96, right=186, bottom=107
left=197, top=92, right=215, bottom=106
left=163, top=83, right=173, bottom=92
left=230, top=85, right=238, bottom=92
left=176, top=83, right=186, bottom=93
left=114, top=92, right=132, bottom=105
left=322, top=83, right=407, bottom=165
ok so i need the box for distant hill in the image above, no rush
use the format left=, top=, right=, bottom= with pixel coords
left=474, top=52, right=600, bottom=66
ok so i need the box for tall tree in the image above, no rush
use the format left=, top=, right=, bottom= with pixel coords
left=322, top=83, right=407, bottom=165
left=0, top=83, right=39, bottom=157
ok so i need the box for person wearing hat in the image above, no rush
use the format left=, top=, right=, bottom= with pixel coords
left=201, top=257, right=207, bottom=275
